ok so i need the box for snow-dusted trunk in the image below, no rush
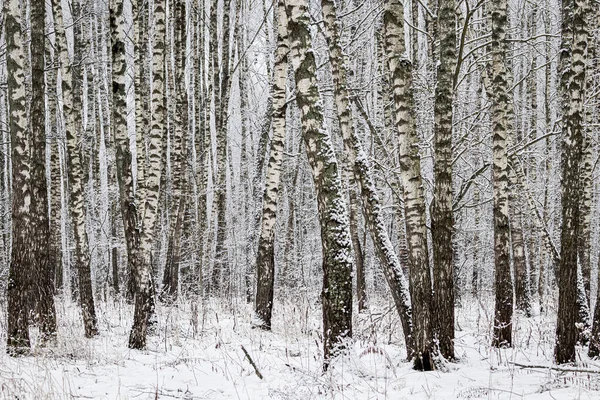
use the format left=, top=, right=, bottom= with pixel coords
left=384, top=0, right=434, bottom=370
left=133, top=0, right=148, bottom=216
left=555, top=0, right=589, bottom=364
left=431, top=0, right=456, bottom=360
left=46, top=28, right=63, bottom=294
left=579, top=4, right=597, bottom=306
left=210, top=0, right=234, bottom=295
left=321, top=0, right=413, bottom=353
left=539, top=8, right=553, bottom=310
left=56, top=0, right=98, bottom=338
left=509, top=184, right=531, bottom=316
left=587, top=5, right=600, bottom=359
left=286, top=0, right=354, bottom=365
left=30, top=0, right=58, bottom=341
left=577, top=140, right=592, bottom=301
left=489, top=0, right=513, bottom=348
left=348, top=185, right=367, bottom=312
left=194, top=0, right=209, bottom=295
left=139, top=0, right=166, bottom=294
left=254, top=0, right=288, bottom=330
left=162, top=0, right=188, bottom=300
left=110, top=0, right=151, bottom=349
left=6, top=0, right=32, bottom=354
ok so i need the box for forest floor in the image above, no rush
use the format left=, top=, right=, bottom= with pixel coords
left=0, top=292, right=598, bottom=399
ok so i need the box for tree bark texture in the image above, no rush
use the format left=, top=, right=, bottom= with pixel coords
left=490, top=0, right=514, bottom=348
left=254, top=0, right=289, bottom=330
left=286, top=0, right=354, bottom=365
left=555, top=0, right=588, bottom=364
left=384, top=0, right=434, bottom=370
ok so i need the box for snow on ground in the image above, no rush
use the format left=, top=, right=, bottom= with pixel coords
left=0, top=294, right=598, bottom=399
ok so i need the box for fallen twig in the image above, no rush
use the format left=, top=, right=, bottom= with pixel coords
left=511, top=362, right=600, bottom=374
left=241, top=345, right=263, bottom=379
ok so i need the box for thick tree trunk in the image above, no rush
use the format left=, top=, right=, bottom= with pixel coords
left=489, top=0, right=514, bottom=348
left=31, top=0, right=58, bottom=342
left=286, top=0, right=354, bottom=366
left=384, top=0, right=434, bottom=370
left=431, top=0, right=456, bottom=361
left=254, top=0, right=289, bottom=330
left=6, top=0, right=32, bottom=355
left=555, top=0, right=588, bottom=364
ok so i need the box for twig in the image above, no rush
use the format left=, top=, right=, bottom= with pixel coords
left=241, top=345, right=264, bottom=379
left=511, top=362, right=600, bottom=374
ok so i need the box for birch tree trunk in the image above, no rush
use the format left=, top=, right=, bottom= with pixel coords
left=162, top=0, right=188, bottom=300
left=194, top=0, right=209, bottom=295
left=431, top=0, right=456, bottom=360
left=587, top=5, right=600, bottom=359
left=509, top=189, right=531, bottom=316
left=141, top=0, right=166, bottom=293
left=384, top=0, right=434, bottom=370
left=286, top=0, right=354, bottom=365
left=321, top=0, right=413, bottom=354
left=46, top=22, right=63, bottom=295
left=55, top=0, right=98, bottom=338
left=210, top=0, right=235, bottom=295
left=555, top=0, right=589, bottom=364
left=6, top=0, right=32, bottom=354
left=490, top=0, right=514, bottom=348
left=110, top=0, right=153, bottom=349
left=32, top=0, right=58, bottom=342
left=254, top=0, right=288, bottom=330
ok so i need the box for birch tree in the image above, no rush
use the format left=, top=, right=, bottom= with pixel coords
left=6, top=0, right=32, bottom=354
left=490, top=0, right=514, bottom=348
left=555, top=0, right=589, bottom=364
left=286, top=0, right=354, bottom=365
left=431, top=0, right=456, bottom=360
left=321, top=0, right=413, bottom=353
left=384, top=0, right=434, bottom=370
left=55, top=0, right=98, bottom=338
left=254, top=0, right=289, bottom=330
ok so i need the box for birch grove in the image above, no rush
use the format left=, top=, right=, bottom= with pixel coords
left=0, top=0, right=600, bottom=381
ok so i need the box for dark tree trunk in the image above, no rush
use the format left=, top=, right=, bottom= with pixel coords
left=555, top=0, right=588, bottom=364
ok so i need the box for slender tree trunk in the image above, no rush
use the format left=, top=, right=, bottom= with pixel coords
left=384, top=0, right=434, bottom=370
left=489, top=0, right=513, bottom=348
left=254, top=0, right=289, bottom=330
left=555, top=0, right=588, bottom=364
left=110, top=0, right=152, bottom=349
left=586, top=5, right=600, bottom=359
left=56, top=0, right=98, bottom=338
left=162, top=0, right=188, bottom=301
left=139, top=0, right=166, bottom=302
left=509, top=191, right=531, bottom=317
left=431, top=0, right=456, bottom=361
left=46, top=14, right=63, bottom=296
left=210, top=0, right=235, bottom=295
left=286, top=0, right=354, bottom=366
left=348, top=185, right=367, bottom=312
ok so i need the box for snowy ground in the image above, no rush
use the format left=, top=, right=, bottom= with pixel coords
left=0, top=294, right=598, bottom=399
